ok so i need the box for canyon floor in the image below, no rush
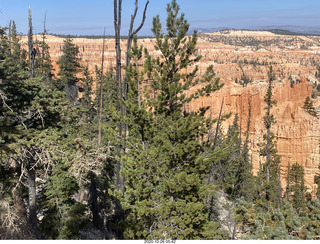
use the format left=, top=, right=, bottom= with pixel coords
left=22, top=30, right=320, bottom=195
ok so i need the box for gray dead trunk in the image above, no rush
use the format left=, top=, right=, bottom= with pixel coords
left=28, top=8, right=35, bottom=78
left=27, top=150, right=37, bottom=236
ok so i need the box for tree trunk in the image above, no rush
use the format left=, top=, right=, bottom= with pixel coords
left=265, top=81, right=271, bottom=201
left=113, top=0, right=149, bottom=197
left=89, top=172, right=100, bottom=228
left=112, top=1, right=149, bottom=237
left=27, top=154, right=37, bottom=235
left=113, top=2, right=125, bottom=239
left=98, top=29, right=106, bottom=145
left=114, top=0, right=124, bottom=194
left=28, top=7, right=35, bottom=78
left=41, top=11, right=47, bottom=72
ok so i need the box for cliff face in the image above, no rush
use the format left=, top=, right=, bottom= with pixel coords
left=213, top=78, right=319, bottom=194
left=21, top=31, right=320, bottom=194
left=186, top=75, right=319, bottom=193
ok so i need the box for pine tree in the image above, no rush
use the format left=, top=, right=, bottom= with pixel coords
left=220, top=114, right=242, bottom=198
left=236, top=104, right=255, bottom=201
left=302, top=199, right=320, bottom=240
left=258, top=66, right=282, bottom=208
left=2, top=21, right=28, bottom=82
left=39, top=163, right=87, bottom=239
left=303, top=96, right=317, bottom=117
left=35, top=12, right=53, bottom=80
left=234, top=198, right=303, bottom=240
left=0, top=22, right=29, bottom=207
left=28, top=7, right=35, bottom=78
left=1, top=20, right=86, bottom=238
left=118, top=1, right=226, bottom=239
left=285, top=162, right=306, bottom=212
left=219, top=110, right=255, bottom=201
left=247, top=204, right=299, bottom=240
left=0, top=26, right=15, bottom=154
left=57, top=37, right=81, bottom=103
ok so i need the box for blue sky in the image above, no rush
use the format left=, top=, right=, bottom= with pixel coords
left=0, top=0, right=320, bottom=35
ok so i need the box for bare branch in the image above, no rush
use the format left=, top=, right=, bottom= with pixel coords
left=128, top=0, right=139, bottom=38
left=132, top=0, right=150, bottom=36
left=37, top=108, right=45, bottom=128
left=0, top=89, right=13, bottom=112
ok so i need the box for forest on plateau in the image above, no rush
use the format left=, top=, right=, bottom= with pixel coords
left=1, top=0, right=320, bottom=240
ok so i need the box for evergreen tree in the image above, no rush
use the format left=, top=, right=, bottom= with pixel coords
left=258, top=66, right=282, bottom=208
left=0, top=22, right=29, bottom=207
left=4, top=21, right=28, bottom=81
left=285, top=162, right=306, bottom=212
left=35, top=15, right=54, bottom=81
left=0, top=26, right=16, bottom=154
left=302, top=199, right=320, bottom=240
left=303, top=96, right=317, bottom=117
left=220, top=114, right=242, bottom=199
left=236, top=104, right=255, bottom=201
left=93, top=66, right=119, bottom=233
left=0, top=20, right=86, bottom=238
left=39, top=163, right=87, bottom=239
left=57, top=37, right=81, bottom=103
left=234, top=199, right=303, bottom=240
left=118, top=1, right=226, bottom=239
left=246, top=204, right=298, bottom=240
left=219, top=110, right=255, bottom=201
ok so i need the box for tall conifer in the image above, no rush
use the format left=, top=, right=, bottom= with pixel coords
left=57, top=37, right=81, bottom=103
left=258, top=66, right=282, bottom=208
left=119, top=0, right=226, bottom=239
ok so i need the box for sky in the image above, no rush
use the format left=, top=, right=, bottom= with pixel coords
left=0, top=0, right=320, bottom=36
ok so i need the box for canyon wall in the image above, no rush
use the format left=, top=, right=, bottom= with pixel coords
left=195, top=78, right=319, bottom=195
left=21, top=31, right=320, bottom=194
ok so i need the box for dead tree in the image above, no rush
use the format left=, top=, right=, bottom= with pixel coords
left=113, top=0, right=150, bottom=194
left=28, top=7, right=36, bottom=78
left=26, top=149, right=37, bottom=235
left=41, top=11, right=47, bottom=72
left=123, top=0, right=150, bottom=101
left=113, top=1, right=150, bottom=238
left=27, top=8, right=38, bottom=236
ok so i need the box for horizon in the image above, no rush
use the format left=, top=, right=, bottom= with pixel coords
left=1, top=0, right=320, bottom=36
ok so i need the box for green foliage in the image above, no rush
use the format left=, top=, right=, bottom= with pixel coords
left=302, top=199, right=320, bottom=240
left=246, top=207, right=295, bottom=240
left=237, top=108, right=256, bottom=201
left=303, top=96, right=317, bottom=117
left=233, top=197, right=256, bottom=233
left=257, top=66, right=282, bottom=208
left=57, top=37, right=81, bottom=102
left=214, top=109, right=255, bottom=202
left=218, top=114, right=242, bottom=198
left=35, top=31, right=54, bottom=80
left=39, top=163, right=87, bottom=239
left=285, top=163, right=306, bottom=212
left=119, top=0, right=225, bottom=239
left=0, top=21, right=89, bottom=239
left=2, top=21, right=28, bottom=82
left=2, top=7, right=320, bottom=241
left=235, top=199, right=303, bottom=240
